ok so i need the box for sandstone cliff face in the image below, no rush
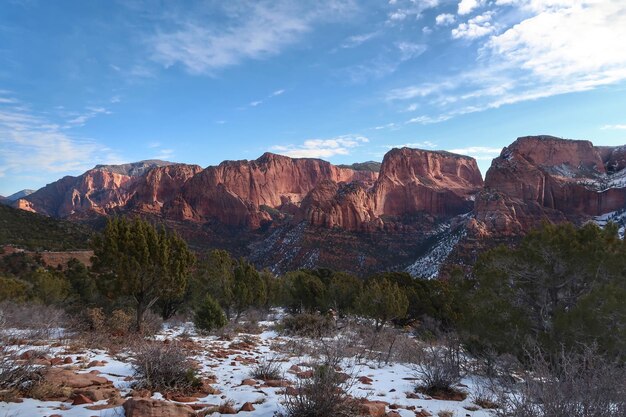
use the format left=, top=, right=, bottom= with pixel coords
left=474, top=136, right=626, bottom=235
left=18, top=161, right=191, bottom=219
left=128, top=164, right=203, bottom=214
left=179, top=153, right=378, bottom=228
left=300, top=148, right=483, bottom=231
left=373, top=148, right=483, bottom=217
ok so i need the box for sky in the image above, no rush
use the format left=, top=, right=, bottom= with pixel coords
left=1, top=0, right=626, bottom=195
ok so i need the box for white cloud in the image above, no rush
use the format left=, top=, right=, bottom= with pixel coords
left=0, top=101, right=123, bottom=184
left=452, top=11, right=496, bottom=39
left=386, top=1, right=626, bottom=124
left=66, top=107, right=111, bottom=127
left=458, top=0, right=486, bottom=15
left=270, top=89, right=285, bottom=96
left=406, top=115, right=452, bottom=124
left=340, top=31, right=380, bottom=48
left=387, top=0, right=440, bottom=23
left=435, top=13, right=456, bottom=25
left=249, top=100, right=263, bottom=107
left=487, top=1, right=626, bottom=83
left=396, top=42, right=427, bottom=61
left=373, top=122, right=399, bottom=130
left=448, top=146, right=502, bottom=160
left=601, top=124, right=626, bottom=130
left=386, top=140, right=437, bottom=149
left=271, top=134, right=369, bottom=158
left=151, top=2, right=354, bottom=75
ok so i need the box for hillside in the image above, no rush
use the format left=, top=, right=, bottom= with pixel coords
left=0, top=204, right=92, bottom=251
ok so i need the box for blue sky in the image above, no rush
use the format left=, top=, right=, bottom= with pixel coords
left=1, top=0, right=626, bottom=195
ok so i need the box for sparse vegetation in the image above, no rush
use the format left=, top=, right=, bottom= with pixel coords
left=250, top=356, right=282, bottom=380
left=132, top=342, right=200, bottom=393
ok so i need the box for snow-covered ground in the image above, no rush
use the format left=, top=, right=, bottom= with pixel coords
left=1, top=318, right=496, bottom=417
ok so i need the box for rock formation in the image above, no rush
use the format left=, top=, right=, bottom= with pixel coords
left=474, top=136, right=626, bottom=235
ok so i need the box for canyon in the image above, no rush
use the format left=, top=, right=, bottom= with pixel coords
left=8, top=136, right=626, bottom=277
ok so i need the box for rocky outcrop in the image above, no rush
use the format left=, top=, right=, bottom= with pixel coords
left=127, top=164, right=203, bottom=214
left=474, top=136, right=626, bottom=236
left=300, top=148, right=483, bottom=231
left=123, top=398, right=196, bottom=417
left=178, top=152, right=378, bottom=228
left=16, top=161, right=196, bottom=219
left=373, top=148, right=483, bottom=217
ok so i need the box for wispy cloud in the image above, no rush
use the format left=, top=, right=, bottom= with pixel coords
left=343, top=42, right=427, bottom=82
left=385, top=1, right=626, bottom=124
left=271, top=134, right=369, bottom=158
left=66, top=106, right=111, bottom=127
left=385, top=140, right=437, bottom=149
left=0, top=98, right=123, bottom=185
left=151, top=2, right=355, bottom=75
left=340, top=31, right=380, bottom=48
left=247, top=88, right=287, bottom=108
left=386, top=0, right=440, bottom=23
left=601, top=124, right=626, bottom=130
left=448, top=146, right=501, bottom=160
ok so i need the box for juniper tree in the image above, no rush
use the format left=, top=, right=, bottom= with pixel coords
left=91, top=217, right=194, bottom=332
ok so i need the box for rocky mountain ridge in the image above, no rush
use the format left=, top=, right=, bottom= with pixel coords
left=10, top=136, right=626, bottom=276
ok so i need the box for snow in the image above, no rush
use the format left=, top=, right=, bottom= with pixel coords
left=2, top=319, right=497, bottom=417
left=593, top=209, right=626, bottom=238
left=405, top=219, right=467, bottom=278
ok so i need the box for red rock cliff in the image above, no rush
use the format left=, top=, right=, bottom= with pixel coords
left=474, top=136, right=626, bottom=235
left=300, top=148, right=483, bottom=231
left=178, top=153, right=378, bottom=228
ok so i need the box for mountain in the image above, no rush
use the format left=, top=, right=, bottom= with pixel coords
left=472, top=136, right=626, bottom=236
left=11, top=136, right=626, bottom=276
left=5, top=189, right=35, bottom=201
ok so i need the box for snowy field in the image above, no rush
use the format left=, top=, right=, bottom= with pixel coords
left=1, top=316, right=497, bottom=417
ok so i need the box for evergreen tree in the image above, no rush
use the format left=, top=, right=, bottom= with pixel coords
left=194, top=294, right=227, bottom=332
left=357, top=278, right=408, bottom=331
left=232, top=258, right=266, bottom=320
left=192, top=249, right=236, bottom=318
left=284, top=270, right=326, bottom=313
left=91, top=217, right=194, bottom=332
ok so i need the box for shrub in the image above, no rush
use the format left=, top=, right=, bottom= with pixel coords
left=0, top=345, right=46, bottom=396
left=492, top=346, right=626, bottom=417
left=194, top=294, right=228, bottom=333
left=0, top=301, right=67, bottom=339
left=140, top=309, right=163, bottom=336
left=413, top=337, right=466, bottom=399
left=0, top=276, right=29, bottom=302
left=281, top=360, right=359, bottom=417
left=109, top=309, right=133, bottom=335
left=132, top=342, right=200, bottom=393
left=250, top=357, right=282, bottom=380
left=281, top=313, right=333, bottom=338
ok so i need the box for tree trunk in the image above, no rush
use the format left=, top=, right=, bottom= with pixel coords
left=136, top=303, right=145, bottom=333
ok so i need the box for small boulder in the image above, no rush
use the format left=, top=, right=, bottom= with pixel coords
left=71, top=393, right=93, bottom=405
left=123, top=398, right=196, bottom=417
left=239, top=402, right=255, bottom=412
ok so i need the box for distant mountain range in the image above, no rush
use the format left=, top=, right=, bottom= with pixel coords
left=5, top=136, right=626, bottom=277
left=3, top=189, right=35, bottom=201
